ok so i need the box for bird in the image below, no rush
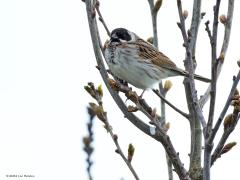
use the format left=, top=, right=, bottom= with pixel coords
left=104, top=28, right=210, bottom=90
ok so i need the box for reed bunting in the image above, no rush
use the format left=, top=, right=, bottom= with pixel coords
left=104, top=28, right=210, bottom=90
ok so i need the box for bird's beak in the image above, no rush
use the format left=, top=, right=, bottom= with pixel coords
left=110, top=33, right=120, bottom=43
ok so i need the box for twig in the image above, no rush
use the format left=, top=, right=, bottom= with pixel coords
left=204, top=20, right=212, bottom=42
left=85, top=82, right=140, bottom=180
left=199, top=0, right=235, bottom=108
left=105, top=118, right=140, bottom=180
left=108, top=78, right=175, bottom=129
left=152, top=89, right=189, bottom=119
left=206, top=0, right=221, bottom=138
left=147, top=1, right=174, bottom=178
left=210, top=69, right=240, bottom=143
left=95, top=0, right=111, bottom=36
left=203, top=1, right=222, bottom=179
left=211, top=109, right=239, bottom=166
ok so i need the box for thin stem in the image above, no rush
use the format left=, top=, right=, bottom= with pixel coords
left=206, top=0, right=221, bottom=138
left=107, top=122, right=140, bottom=180
left=86, top=83, right=140, bottom=180
left=152, top=89, right=189, bottom=119
left=95, top=0, right=111, bottom=36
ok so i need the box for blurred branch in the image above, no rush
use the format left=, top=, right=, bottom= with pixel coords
left=83, top=106, right=95, bottom=180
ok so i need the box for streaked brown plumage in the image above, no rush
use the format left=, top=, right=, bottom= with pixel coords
left=104, top=28, right=210, bottom=89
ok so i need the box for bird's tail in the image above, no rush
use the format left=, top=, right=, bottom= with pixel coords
left=167, top=67, right=211, bottom=83
left=182, top=70, right=211, bottom=83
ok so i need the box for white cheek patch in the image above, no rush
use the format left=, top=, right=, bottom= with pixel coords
left=120, top=39, right=128, bottom=43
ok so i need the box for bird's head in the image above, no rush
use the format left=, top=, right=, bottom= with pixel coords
left=110, top=28, right=137, bottom=43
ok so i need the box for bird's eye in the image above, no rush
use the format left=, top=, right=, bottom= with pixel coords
left=111, top=38, right=120, bottom=43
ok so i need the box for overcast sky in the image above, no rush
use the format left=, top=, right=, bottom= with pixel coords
left=0, top=0, right=240, bottom=180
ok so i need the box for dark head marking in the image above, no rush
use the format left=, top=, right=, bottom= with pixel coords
left=110, top=28, right=131, bottom=42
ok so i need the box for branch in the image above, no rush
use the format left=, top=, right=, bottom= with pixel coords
left=147, top=0, right=162, bottom=49
left=84, top=1, right=190, bottom=179
left=177, top=1, right=205, bottom=178
left=210, top=67, right=240, bottom=143
left=206, top=0, right=221, bottom=139
left=204, top=63, right=240, bottom=180
left=108, top=78, right=161, bottom=122
left=189, top=0, right=202, bottom=62
left=203, top=1, right=222, bottom=179
left=199, top=0, right=235, bottom=108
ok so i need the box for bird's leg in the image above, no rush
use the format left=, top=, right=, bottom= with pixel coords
left=139, top=90, right=146, bottom=99
left=125, top=97, right=130, bottom=103
left=118, top=78, right=128, bottom=87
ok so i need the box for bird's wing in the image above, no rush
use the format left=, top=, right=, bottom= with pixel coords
left=134, top=39, right=178, bottom=69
